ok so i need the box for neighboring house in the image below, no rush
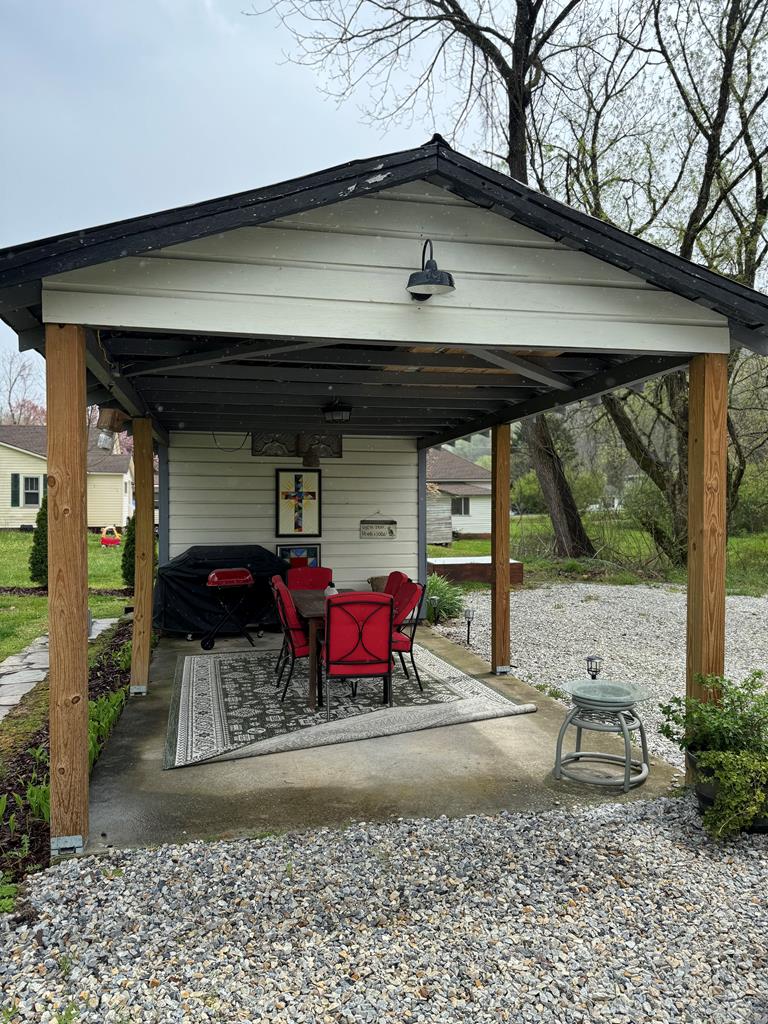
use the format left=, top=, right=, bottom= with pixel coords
left=0, top=425, right=133, bottom=529
left=427, top=447, right=492, bottom=539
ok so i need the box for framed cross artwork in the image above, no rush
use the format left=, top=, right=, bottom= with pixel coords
left=275, top=468, right=322, bottom=537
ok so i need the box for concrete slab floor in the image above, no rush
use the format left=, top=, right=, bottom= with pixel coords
left=88, top=628, right=679, bottom=853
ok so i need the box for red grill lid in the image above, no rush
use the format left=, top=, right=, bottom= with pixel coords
left=206, top=568, right=254, bottom=588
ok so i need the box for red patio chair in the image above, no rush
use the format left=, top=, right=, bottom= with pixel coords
left=391, top=581, right=426, bottom=690
left=272, top=577, right=313, bottom=701
left=384, top=570, right=409, bottom=598
left=286, top=566, right=333, bottom=591
left=320, top=592, right=394, bottom=721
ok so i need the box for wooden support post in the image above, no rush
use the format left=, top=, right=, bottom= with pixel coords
left=46, top=324, right=89, bottom=856
left=491, top=423, right=511, bottom=674
left=686, top=353, right=728, bottom=703
left=130, top=417, right=154, bottom=695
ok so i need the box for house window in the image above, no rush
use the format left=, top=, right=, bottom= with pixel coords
left=23, top=476, right=41, bottom=507
left=451, top=497, right=470, bottom=516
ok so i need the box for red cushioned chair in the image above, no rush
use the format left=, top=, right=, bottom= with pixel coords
left=272, top=576, right=314, bottom=701
left=383, top=570, right=409, bottom=598
left=320, top=592, right=394, bottom=721
left=391, top=581, right=425, bottom=690
left=286, top=566, right=333, bottom=591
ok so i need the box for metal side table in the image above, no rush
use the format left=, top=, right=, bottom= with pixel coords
left=554, top=678, right=650, bottom=792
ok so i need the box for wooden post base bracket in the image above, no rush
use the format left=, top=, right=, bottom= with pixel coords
left=50, top=834, right=85, bottom=858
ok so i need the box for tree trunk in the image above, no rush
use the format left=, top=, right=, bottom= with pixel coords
left=521, top=415, right=596, bottom=558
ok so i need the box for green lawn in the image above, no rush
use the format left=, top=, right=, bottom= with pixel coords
left=0, top=532, right=126, bottom=660
left=428, top=514, right=768, bottom=596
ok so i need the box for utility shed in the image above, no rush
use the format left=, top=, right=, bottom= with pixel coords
left=2, top=134, right=768, bottom=856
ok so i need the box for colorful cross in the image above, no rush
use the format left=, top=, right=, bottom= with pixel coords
left=281, top=473, right=317, bottom=532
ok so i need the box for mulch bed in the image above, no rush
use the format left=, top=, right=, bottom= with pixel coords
left=0, top=621, right=133, bottom=881
left=0, top=586, right=133, bottom=597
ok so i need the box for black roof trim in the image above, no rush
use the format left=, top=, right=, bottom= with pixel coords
left=1, top=136, right=767, bottom=352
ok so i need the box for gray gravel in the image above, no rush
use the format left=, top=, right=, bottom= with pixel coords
left=2, top=797, right=766, bottom=1022
left=436, top=583, right=768, bottom=768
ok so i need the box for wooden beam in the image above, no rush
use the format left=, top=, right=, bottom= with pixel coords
left=133, top=364, right=528, bottom=388
left=491, top=423, right=511, bottom=674
left=419, top=354, right=689, bottom=448
left=46, top=324, right=89, bottom=856
left=126, top=338, right=338, bottom=376
left=130, top=418, right=154, bottom=696
left=83, top=330, right=169, bottom=446
left=473, top=348, right=571, bottom=390
left=686, top=353, right=728, bottom=703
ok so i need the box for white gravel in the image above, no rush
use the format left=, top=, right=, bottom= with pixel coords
left=2, top=797, right=766, bottom=1023
left=436, top=583, right=768, bottom=768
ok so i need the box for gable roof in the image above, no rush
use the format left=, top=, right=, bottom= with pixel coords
left=0, top=425, right=132, bottom=474
left=0, top=135, right=767, bottom=353
left=427, top=447, right=491, bottom=484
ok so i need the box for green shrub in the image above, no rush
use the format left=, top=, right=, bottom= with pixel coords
left=28, top=495, right=48, bottom=586
left=570, top=470, right=606, bottom=511
left=659, top=671, right=768, bottom=755
left=697, top=751, right=768, bottom=839
left=425, top=573, right=464, bottom=624
left=121, top=514, right=135, bottom=588
left=730, top=463, right=768, bottom=535
left=510, top=470, right=547, bottom=514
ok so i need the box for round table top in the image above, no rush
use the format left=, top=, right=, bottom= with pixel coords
left=560, top=677, right=652, bottom=706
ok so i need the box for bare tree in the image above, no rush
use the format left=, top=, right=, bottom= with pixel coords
left=528, top=0, right=768, bottom=563
left=0, top=351, right=44, bottom=424
left=257, top=0, right=596, bottom=556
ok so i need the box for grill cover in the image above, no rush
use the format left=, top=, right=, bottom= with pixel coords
left=153, top=544, right=287, bottom=636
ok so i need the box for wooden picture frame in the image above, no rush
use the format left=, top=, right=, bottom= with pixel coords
left=276, top=544, right=322, bottom=568
left=275, top=468, right=322, bottom=538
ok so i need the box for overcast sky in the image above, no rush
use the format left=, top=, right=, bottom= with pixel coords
left=0, top=0, right=424, bottom=364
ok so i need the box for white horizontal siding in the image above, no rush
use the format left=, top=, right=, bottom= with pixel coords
left=86, top=474, right=130, bottom=529
left=42, top=181, right=729, bottom=355
left=426, top=494, right=452, bottom=544
left=452, top=494, right=492, bottom=535
left=167, top=433, right=418, bottom=589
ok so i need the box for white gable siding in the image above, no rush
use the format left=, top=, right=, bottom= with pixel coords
left=167, top=433, right=418, bottom=589
left=42, top=182, right=729, bottom=354
left=86, top=474, right=131, bottom=529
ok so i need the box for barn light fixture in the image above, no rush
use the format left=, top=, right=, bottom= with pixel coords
left=406, top=239, right=455, bottom=301
left=322, top=399, right=352, bottom=424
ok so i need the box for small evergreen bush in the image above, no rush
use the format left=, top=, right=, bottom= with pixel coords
left=28, top=495, right=48, bottom=586
left=121, top=514, right=135, bottom=589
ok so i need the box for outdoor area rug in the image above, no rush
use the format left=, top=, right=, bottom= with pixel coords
left=164, top=645, right=537, bottom=768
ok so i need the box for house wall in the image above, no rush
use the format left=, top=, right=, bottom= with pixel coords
left=451, top=494, right=492, bottom=536
left=426, top=494, right=452, bottom=545
left=42, top=182, right=729, bottom=354
left=1, top=443, right=131, bottom=529
left=166, top=433, right=419, bottom=589
left=87, top=474, right=131, bottom=529
left=0, top=445, right=46, bottom=528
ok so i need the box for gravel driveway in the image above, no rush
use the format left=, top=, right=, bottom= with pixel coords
left=435, top=583, right=768, bottom=768
left=2, top=798, right=766, bottom=1023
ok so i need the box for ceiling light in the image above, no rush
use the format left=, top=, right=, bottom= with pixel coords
left=406, top=239, right=456, bottom=301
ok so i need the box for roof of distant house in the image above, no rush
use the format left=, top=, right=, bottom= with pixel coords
left=427, top=448, right=492, bottom=494
left=0, top=424, right=132, bottom=474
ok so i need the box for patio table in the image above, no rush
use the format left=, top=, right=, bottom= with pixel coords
left=290, top=588, right=352, bottom=710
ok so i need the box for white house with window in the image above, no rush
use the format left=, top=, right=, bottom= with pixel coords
left=0, top=425, right=133, bottom=530
left=426, top=447, right=492, bottom=539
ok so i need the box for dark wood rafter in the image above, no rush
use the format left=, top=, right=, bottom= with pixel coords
left=471, top=348, right=571, bottom=389
left=419, top=355, right=691, bottom=448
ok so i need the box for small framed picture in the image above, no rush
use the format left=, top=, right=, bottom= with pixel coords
left=276, top=544, right=321, bottom=568
left=275, top=468, right=322, bottom=538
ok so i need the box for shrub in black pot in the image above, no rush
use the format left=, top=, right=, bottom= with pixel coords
left=660, top=672, right=768, bottom=838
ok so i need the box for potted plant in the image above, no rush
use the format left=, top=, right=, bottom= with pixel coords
left=659, top=671, right=768, bottom=839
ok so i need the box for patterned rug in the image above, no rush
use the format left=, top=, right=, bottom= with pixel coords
left=164, top=644, right=536, bottom=768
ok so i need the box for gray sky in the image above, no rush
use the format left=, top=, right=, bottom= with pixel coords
left=0, top=0, right=422, bottom=363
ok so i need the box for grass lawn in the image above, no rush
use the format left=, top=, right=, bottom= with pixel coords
left=0, top=532, right=127, bottom=660
left=428, top=514, right=768, bottom=596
